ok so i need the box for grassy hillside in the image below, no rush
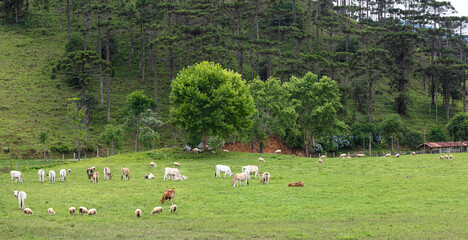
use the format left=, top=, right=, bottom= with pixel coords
left=1, top=150, right=468, bottom=239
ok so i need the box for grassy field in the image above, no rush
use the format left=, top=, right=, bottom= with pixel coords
left=1, top=149, right=468, bottom=239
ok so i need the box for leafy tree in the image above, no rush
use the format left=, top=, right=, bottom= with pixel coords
left=401, top=131, right=423, bottom=151
left=427, top=126, right=447, bottom=142
left=38, top=132, right=48, bottom=161
left=100, top=124, right=124, bottom=155
left=379, top=114, right=406, bottom=153
left=284, top=72, right=347, bottom=157
left=170, top=61, right=255, bottom=150
left=447, top=113, right=468, bottom=148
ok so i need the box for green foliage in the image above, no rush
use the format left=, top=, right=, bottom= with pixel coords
left=379, top=114, right=406, bottom=143
left=350, top=122, right=380, bottom=147
left=65, top=35, right=84, bottom=55
left=100, top=124, right=124, bottom=153
left=427, top=126, right=447, bottom=142
left=38, top=132, right=48, bottom=145
left=170, top=61, right=255, bottom=148
left=401, top=131, right=423, bottom=150
left=207, top=136, right=223, bottom=150
left=447, top=113, right=468, bottom=141
left=50, top=144, right=70, bottom=154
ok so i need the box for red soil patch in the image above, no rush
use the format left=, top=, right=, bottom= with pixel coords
left=224, top=135, right=306, bottom=157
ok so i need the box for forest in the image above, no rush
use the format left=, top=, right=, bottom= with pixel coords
left=1, top=0, right=468, bottom=158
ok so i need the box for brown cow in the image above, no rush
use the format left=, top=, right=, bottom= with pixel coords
left=121, top=168, right=130, bottom=181
left=288, top=182, right=304, bottom=187
left=91, top=172, right=99, bottom=184
left=87, top=168, right=94, bottom=181
left=161, top=189, right=175, bottom=205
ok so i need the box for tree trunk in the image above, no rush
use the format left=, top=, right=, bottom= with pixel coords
left=129, top=17, right=134, bottom=65
left=369, top=133, right=372, bottom=156
left=66, top=0, right=71, bottom=43
left=81, top=83, right=88, bottom=160
left=464, top=70, right=466, bottom=113
left=98, top=17, right=104, bottom=107
left=43, top=145, right=46, bottom=161
left=308, top=0, right=312, bottom=51
left=106, top=37, right=111, bottom=122
left=141, top=25, right=145, bottom=83
left=82, top=10, right=87, bottom=51
left=59, top=0, right=62, bottom=30
left=391, top=136, right=394, bottom=154
left=154, top=47, right=158, bottom=109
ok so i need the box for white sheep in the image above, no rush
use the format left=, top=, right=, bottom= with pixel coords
left=260, top=172, right=270, bottom=184
left=385, top=154, right=391, bottom=157
left=48, top=208, right=55, bottom=215
left=87, top=208, right=97, bottom=216
left=411, top=152, right=416, bottom=155
left=258, top=157, right=265, bottom=162
left=356, top=154, right=365, bottom=157
left=320, top=155, right=326, bottom=159
left=242, top=165, right=260, bottom=179
left=135, top=209, right=142, bottom=218
left=445, top=155, right=449, bottom=159
left=10, top=171, right=24, bottom=183
left=152, top=207, right=163, bottom=215
left=318, top=159, right=323, bottom=164
left=192, top=148, right=201, bottom=153
left=340, top=154, right=347, bottom=158
left=68, top=169, right=72, bottom=174
left=79, top=207, right=88, bottom=215
left=145, top=173, right=155, bottom=179
left=13, top=190, right=27, bottom=209
left=170, top=205, right=178, bottom=213
left=173, top=162, right=181, bottom=168
left=163, top=168, right=187, bottom=181
left=232, top=172, right=249, bottom=187
left=449, top=155, right=453, bottom=160
left=395, top=154, right=400, bottom=158
left=23, top=208, right=33, bottom=216
left=49, top=170, right=56, bottom=183
left=69, top=207, right=76, bottom=215
left=38, top=169, right=45, bottom=183
left=150, top=162, right=156, bottom=168
left=275, top=149, right=282, bottom=154
left=215, top=165, right=233, bottom=177
left=59, top=169, right=67, bottom=182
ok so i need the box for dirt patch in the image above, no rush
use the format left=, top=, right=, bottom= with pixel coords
left=223, top=135, right=307, bottom=157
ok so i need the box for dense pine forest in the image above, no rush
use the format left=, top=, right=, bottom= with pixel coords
left=1, top=0, right=468, bottom=158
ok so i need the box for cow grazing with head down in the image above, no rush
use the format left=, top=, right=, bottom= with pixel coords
left=87, top=168, right=94, bottom=180
left=161, top=189, right=175, bottom=205
left=121, top=168, right=130, bottom=181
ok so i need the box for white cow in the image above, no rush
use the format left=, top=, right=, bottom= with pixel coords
left=13, top=190, right=27, bottom=209
left=38, top=169, right=45, bottom=183
left=242, top=165, right=260, bottom=179
left=59, top=169, right=67, bottom=182
left=49, top=170, right=56, bottom=183
left=163, top=168, right=187, bottom=181
left=215, top=165, right=233, bottom=177
left=10, top=171, right=24, bottom=183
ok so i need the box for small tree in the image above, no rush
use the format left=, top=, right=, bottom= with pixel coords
left=380, top=114, right=406, bottom=154
left=100, top=124, right=124, bottom=155
left=38, top=132, right=48, bottom=161
left=170, top=61, right=255, bottom=150
left=427, top=126, right=447, bottom=142
left=447, top=113, right=468, bottom=151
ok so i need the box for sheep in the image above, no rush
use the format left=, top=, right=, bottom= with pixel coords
left=192, top=148, right=201, bottom=153
left=215, top=165, right=233, bottom=177
left=121, top=168, right=130, bottom=181
left=340, top=154, right=347, bottom=159
left=440, top=155, right=444, bottom=160
left=69, top=207, right=76, bottom=215
left=288, top=182, right=304, bottom=187
left=103, top=167, right=112, bottom=180
left=320, top=155, right=326, bottom=159
left=38, top=169, right=45, bottom=183
left=223, top=149, right=229, bottom=152
left=232, top=172, right=249, bottom=187
left=13, top=190, right=27, bottom=209
left=385, top=154, right=391, bottom=157
left=161, top=189, right=175, bottom=205
left=87, top=208, right=97, bottom=216
left=275, top=149, right=282, bottom=154
left=151, top=207, right=163, bottom=215
left=23, top=208, right=33, bottom=216
left=411, top=152, right=416, bottom=156
left=91, top=166, right=96, bottom=171
left=91, top=172, right=99, bottom=184
left=260, top=172, right=270, bottom=184
left=48, top=208, right=55, bottom=215
left=163, top=168, right=187, bottom=181
left=258, top=157, right=265, bottom=162
left=60, top=169, right=67, bottom=182
left=318, top=159, right=323, bottom=164
left=395, top=154, right=400, bottom=158
left=150, top=162, right=157, bottom=168
left=242, top=165, right=260, bottom=179
left=49, top=170, right=56, bottom=183
left=87, top=168, right=94, bottom=180
left=68, top=169, right=72, bottom=174
left=145, top=173, right=155, bottom=179
left=79, top=207, right=88, bottom=215
left=445, top=155, right=449, bottom=159
left=170, top=205, right=177, bottom=213
left=10, top=171, right=24, bottom=183
left=135, top=209, right=142, bottom=218
left=449, top=155, right=453, bottom=160
left=173, top=162, right=181, bottom=168
left=356, top=154, right=365, bottom=157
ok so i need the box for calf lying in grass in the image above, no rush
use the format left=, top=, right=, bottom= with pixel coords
left=288, top=182, right=304, bottom=187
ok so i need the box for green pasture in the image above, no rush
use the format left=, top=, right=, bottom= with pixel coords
left=1, top=149, right=468, bottom=239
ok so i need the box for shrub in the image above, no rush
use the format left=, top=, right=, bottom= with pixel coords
left=401, top=131, right=423, bottom=150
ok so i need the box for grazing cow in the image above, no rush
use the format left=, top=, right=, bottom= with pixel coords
left=87, top=209, right=97, bottom=216
left=260, top=172, right=270, bottom=184
left=69, top=207, right=76, bottom=215
left=145, top=173, right=155, bottom=179
left=215, top=165, right=233, bottom=177
left=150, top=162, right=157, bottom=168
left=232, top=172, right=249, bottom=187
left=161, top=189, right=175, bottom=205
left=356, top=154, right=365, bottom=157
left=59, top=169, right=67, bottom=182
left=10, top=171, right=24, bottom=183
left=13, top=190, right=27, bottom=209
left=48, top=208, right=55, bottom=215
left=173, top=162, right=181, bottom=168
left=152, top=207, right=163, bottom=215
left=79, top=207, right=88, bottom=215
left=49, top=170, right=56, bottom=183
left=259, top=157, right=265, bottom=162
left=288, top=182, right=304, bottom=187
left=170, top=205, right=177, bottom=213
left=121, top=168, right=130, bottom=181
left=91, top=172, right=99, bottom=184
left=87, top=168, right=94, bottom=180
left=23, top=208, right=33, bottom=216
left=242, top=165, right=260, bottom=179
left=163, top=168, right=187, bottom=180
left=135, top=209, right=142, bottom=218
left=275, top=149, right=282, bottom=154
left=449, top=155, right=453, bottom=160
left=38, top=169, right=45, bottom=183
left=103, top=167, right=112, bottom=180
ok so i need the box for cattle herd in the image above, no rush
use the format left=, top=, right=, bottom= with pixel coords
left=9, top=150, right=311, bottom=218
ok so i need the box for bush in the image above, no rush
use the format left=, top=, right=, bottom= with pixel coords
left=427, top=126, right=447, bottom=142
left=207, top=136, right=223, bottom=150
left=401, top=131, right=423, bottom=150
left=51, top=144, right=70, bottom=154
